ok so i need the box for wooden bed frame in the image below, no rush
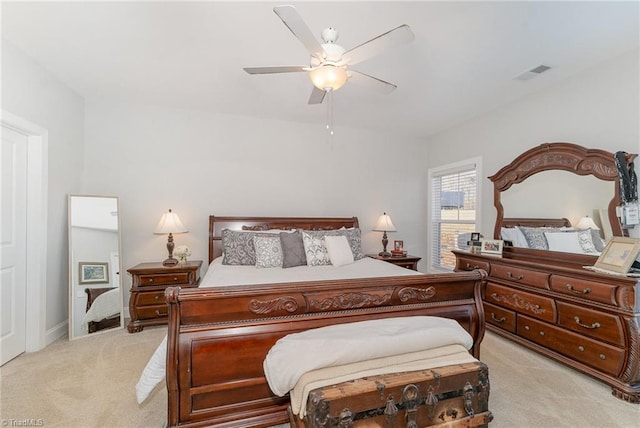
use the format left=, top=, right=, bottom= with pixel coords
left=165, top=216, right=487, bottom=427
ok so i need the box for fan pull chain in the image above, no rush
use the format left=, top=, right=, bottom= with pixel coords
left=326, top=89, right=334, bottom=136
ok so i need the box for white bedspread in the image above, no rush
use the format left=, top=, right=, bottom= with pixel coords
left=135, top=257, right=421, bottom=404
left=80, top=287, right=120, bottom=331
left=263, top=316, right=473, bottom=397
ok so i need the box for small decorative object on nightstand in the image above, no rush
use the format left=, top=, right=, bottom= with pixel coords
left=368, top=254, right=421, bottom=271
left=127, top=260, right=202, bottom=333
left=373, top=212, right=396, bottom=257
left=154, top=209, right=188, bottom=266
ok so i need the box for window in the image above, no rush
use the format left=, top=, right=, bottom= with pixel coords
left=428, top=158, right=481, bottom=271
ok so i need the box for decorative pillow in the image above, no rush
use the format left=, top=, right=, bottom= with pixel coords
left=518, top=226, right=557, bottom=250
left=544, top=232, right=584, bottom=253
left=500, top=227, right=529, bottom=248
left=221, top=229, right=256, bottom=265
left=280, top=230, right=307, bottom=268
left=254, top=235, right=283, bottom=268
left=340, top=227, right=365, bottom=260
left=324, top=235, right=355, bottom=267
left=302, top=231, right=334, bottom=266
left=588, top=228, right=606, bottom=252
left=576, top=229, right=599, bottom=254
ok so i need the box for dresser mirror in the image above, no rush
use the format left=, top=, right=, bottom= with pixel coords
left=68, top=195, right=123, bottom=340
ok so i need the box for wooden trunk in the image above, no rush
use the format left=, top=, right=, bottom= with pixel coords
left=291, top=362, right=492, bottom=428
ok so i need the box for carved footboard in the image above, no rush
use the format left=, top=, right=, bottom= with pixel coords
left=165, top=270, right=487, bottom=428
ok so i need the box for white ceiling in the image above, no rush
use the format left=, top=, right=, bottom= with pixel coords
left=2, top=1, right=639, bottom=139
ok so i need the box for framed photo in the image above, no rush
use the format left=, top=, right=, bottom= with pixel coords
left=394, top=240, right=404, bottom=251
left=470, top=232, right=481, bottom=242
left=481, top=239, right=504, bottom=255
left=594, top=237, right=640, bottom=274
left=79, top=262, right=109, bottom=284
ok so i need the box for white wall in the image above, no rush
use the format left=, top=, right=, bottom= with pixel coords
left=1, top=40, right=85, bottom=341
left=425, top=48, right=640, bottom=240
left=82, top=101, right=428, bottom=306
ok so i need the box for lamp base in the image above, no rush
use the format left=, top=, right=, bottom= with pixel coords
left=379, top=251, right=392, bottom=258
left=162, top=257, right=179, bottom=267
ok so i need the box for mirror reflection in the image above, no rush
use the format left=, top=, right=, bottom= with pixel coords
left=501, top=170, right=614, bottom=230
left=68, top=195, right=123, bottom=340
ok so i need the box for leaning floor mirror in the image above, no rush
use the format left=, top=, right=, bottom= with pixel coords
left=68, top=195, right=123, bottom=340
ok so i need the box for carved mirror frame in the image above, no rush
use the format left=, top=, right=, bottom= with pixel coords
left=489, top=142, right=637, bottom=240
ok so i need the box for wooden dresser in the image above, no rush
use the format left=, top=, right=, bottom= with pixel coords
left=453, top=249, right=640, bottom=402
left=127, top=260, right=202, bottom=333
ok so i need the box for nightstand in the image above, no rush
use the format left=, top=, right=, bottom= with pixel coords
left=367, top=254, right=421, bottom=271
left=127, top=260, right=202, bottom=333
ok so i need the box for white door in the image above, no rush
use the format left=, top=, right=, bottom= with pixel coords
left=1, top=125, right=28, bottom=365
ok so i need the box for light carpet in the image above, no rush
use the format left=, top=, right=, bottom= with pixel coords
left=1, top=327, right=638, bottom=427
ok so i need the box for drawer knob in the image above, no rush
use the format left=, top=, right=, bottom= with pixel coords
left=539, top=331, right=545, bottom=336
left=154, top=295, right=160, bottom=300
left=173, top=277, right=178, bottom=281
left=578, top=346, right=585, bottom=352
left=524, top=325, right=530, bottom=331
left=566, top=284, right=591, bottom=294
left=574, top=316, right=601, bottom=330
left=507, top=272, right=524, bottom=280
left=490, top=313, right=506, bottom=323
left=149, top=278, right=153, bottom=283
left=600, top=354, right=606, bottom=360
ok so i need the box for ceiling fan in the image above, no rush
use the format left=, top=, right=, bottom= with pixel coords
left=243, top=5, right=415, bottom=105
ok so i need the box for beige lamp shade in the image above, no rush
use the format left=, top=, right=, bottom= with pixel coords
left=576, top=216, right=599, bottom=230
left=154, top=209, right=188, bottom=234
left=373, top=213, right=397, bottom=232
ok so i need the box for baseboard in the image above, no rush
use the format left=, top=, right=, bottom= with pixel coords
left=45, top=320, right=68, bottom=346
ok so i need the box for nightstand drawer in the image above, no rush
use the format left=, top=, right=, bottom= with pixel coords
left=456, top=256, right=490, bottom=272
left=139, top=272, right=190, bottom=286
left=136, top=305, right=169, bottom=320
left=136, top=291, right=166, bottom=307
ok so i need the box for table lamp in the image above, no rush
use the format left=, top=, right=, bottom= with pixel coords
left=154, top=209, right=188, bottom=266
left=373, top=212, right=396, bottom=257
left=576, top=216, right=599, bottom=230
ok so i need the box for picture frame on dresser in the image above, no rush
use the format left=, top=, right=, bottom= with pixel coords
left=593, top=237, right=640, bottom=274
left=480, top=239, right=503, bottom=255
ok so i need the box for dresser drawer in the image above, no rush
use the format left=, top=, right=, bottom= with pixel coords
left=138, top=272, right=190, bottom=286
left=486, top=282, right=556, bottom=323
left=549, top=275, right=616, bottom=305
left=456, top=256, right=490, bottom=272
left=491, top=263, right=549, bottom=289
left=484, top=302, right=516, bottom=333
left=136, top=305, right=169, bottom=320
left=135, top=291, right=166, bottom=307
left=556, top=301, right=624, bottom=347
left=517, top=314, right=625, bottom=377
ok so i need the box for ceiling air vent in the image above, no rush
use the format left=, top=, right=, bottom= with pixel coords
left=514, top=64, right=552, bottom=81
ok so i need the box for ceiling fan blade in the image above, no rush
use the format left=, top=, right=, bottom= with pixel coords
left=243, top=66, right=307, bottom=74
left=348, top=70, right=397, bottom=94
left=308, top=86, right=326, bottom=105
left=273, top=5, right=326, bottom=60
left=341, top=24, right=414, bottom=66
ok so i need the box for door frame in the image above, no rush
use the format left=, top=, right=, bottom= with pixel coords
left=1, top=110, right=48, bottom=352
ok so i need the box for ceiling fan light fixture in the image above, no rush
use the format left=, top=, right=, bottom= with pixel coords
left=309, top=64, right=348, bottom=91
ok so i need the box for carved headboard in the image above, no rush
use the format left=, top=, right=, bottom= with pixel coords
left=208, top=216, right=359, bottom=264
left=489, top=142, right=637, bottom=239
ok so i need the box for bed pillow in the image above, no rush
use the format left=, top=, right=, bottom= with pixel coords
left=587, top=228, right=606, bottom=252
left=280, top=230, right=307, bottom=268
left=576, top=229, right=599, bottom=254
left=221, top=229, right=256, bottom=265
left=324, top=235, right=355, bottom=267
left=518, top=226, right=558, bottom=250
left=254, top=235, right=283, bottom=268
left=544, top=232, right=584, bottom=253
left=500, top=227, right=529, bottom=248
left=301, top=231, right=333, bottom=266
left=340, top=227, right=365, bottom=260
